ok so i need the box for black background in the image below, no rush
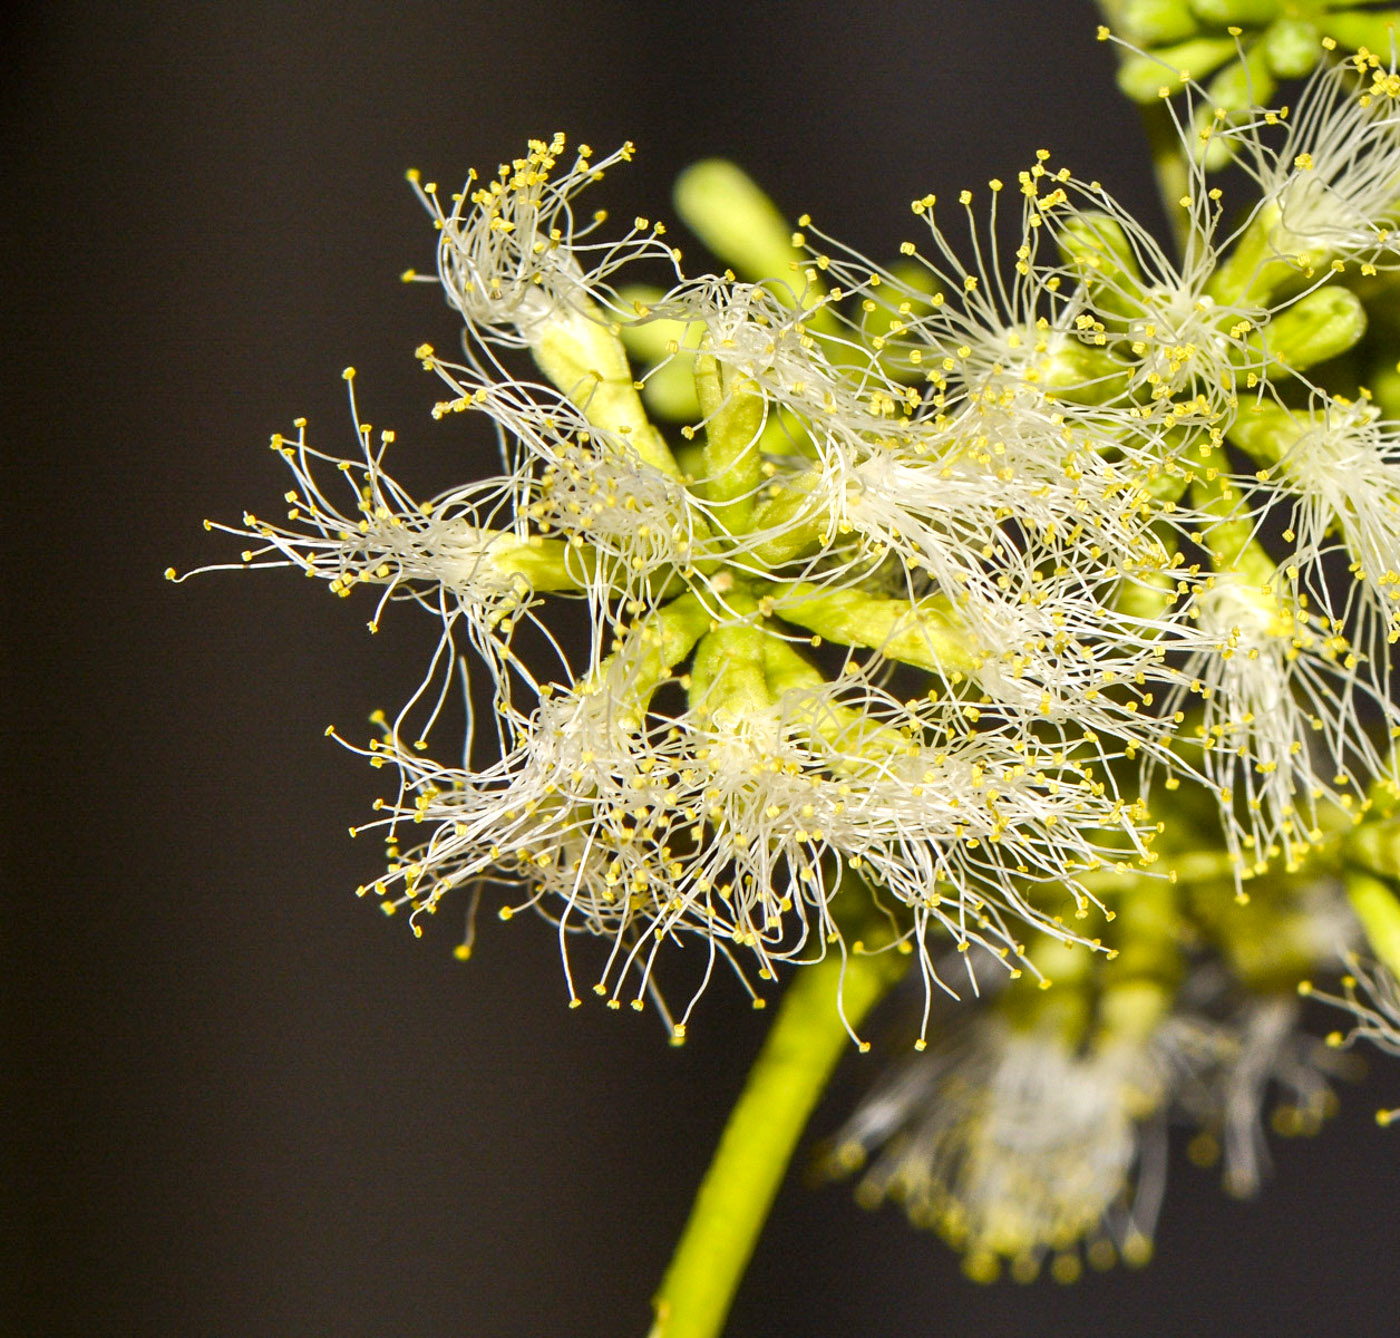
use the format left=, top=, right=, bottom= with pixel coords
left=7, top=2, right=1400, bottom=1335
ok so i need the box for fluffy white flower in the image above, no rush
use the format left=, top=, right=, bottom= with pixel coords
left=830, top=1011, right=1169, bottom=1280
left=411, top=135, right=678, bottom=343
left=348, top=601, right=1153, bottom=1036
left=1171, top=571, right=1382, bottom=872
left=830, top=984, right=1346, bottom=1277
left=1244, top=397, right=1400, bottom=644
left=1232, top=53, right=1400, bottom=270
left=170, top=382, right=589, bottom=711
left=1167, top=994, right=1345, bottom=1199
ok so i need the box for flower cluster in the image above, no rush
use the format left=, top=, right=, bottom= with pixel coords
left=184, top=34, right=1400, bottom=1284
left=1105, top=1, right=1400, bottom=169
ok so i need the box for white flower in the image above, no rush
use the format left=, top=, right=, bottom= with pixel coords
left=830, top=1011, right=1169, bottom=1280
left=805, top=171, right=1083, bottom=409
left=411, top=138, right=690, bottom=482
left=422, top=361, right=713, bottom=605
left=1036, top=167, right=1276, bottom=426
left=1233, top=54, right=1400, bottom=270
left=829, top=983, right=1347, bottom=1277
left=1258, top=397, right=1400, bottom=641
left=169, top=382, right=590, bottom=715
left=348, top=600, right=1153, bottom=1037
left=1167, top=994, right=1345, bottom=1199
left=882, top=153, right=1260, bottom=428
left=412, top=135, right=677, bottom=343
left=831, top=416, right=1172, bottom=600
left=1170, top=571, right=1386, bottom=872
left=666, top=281, right=868, bottom=418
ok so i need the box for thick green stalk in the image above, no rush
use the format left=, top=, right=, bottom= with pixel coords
left=649, top=946, right=907, bottom=1338
left=774, top=584, right=976, bottom=675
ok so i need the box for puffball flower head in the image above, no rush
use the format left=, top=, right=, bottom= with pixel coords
left=188, top=50, right=1400, bottom=1040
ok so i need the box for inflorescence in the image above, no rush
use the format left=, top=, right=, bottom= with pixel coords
left=177, top=32, right=1400, bottom=1281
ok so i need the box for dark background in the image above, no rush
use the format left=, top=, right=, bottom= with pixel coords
left=6, top=2, right=1399, bottom=1335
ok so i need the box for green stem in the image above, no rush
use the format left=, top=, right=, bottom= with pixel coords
left=649, top=945, right=907, bottom=1338
left=773, top=584, right=976, bottom=676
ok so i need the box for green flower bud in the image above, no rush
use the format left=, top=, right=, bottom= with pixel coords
left=583, top=592, right=712, bottom=703
left=486, top=533, right=590, bottom=591
left=1117, top=35, right=1237, bottom=102
left=688, top=617, right=773, bottom=726
left=640, top=356, right=703, bottom=421
left=1189, top=0, right=1278, bottom=25
left=1368, top=360, right=1400, bottom=419
left=1261, top=17, right=1320, bottom=80
left=694, top=353, right=766, bottom=532
left=1226, top=399, right=1297, bottom=465
left=674, top=160, right=811, bottom=301
left=1207, top=203, right=1297, bottom=306
left=773, top=585, right=975, bottom=675
left=1191, top=443, right=1278, bottom=581
left=1253, top=285, right=1368, bottom=373
left=1345, top=869, right=1400, bottom=983
left=1323, top=9, right=1400, bottom=57
left=1119, top=0, right=1201, bottom=45
left=1056, top=211, right=1147, bottom=320
left=746, top=480, right=825, bottom=567
left=531, top=303, right=682, bottom=477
